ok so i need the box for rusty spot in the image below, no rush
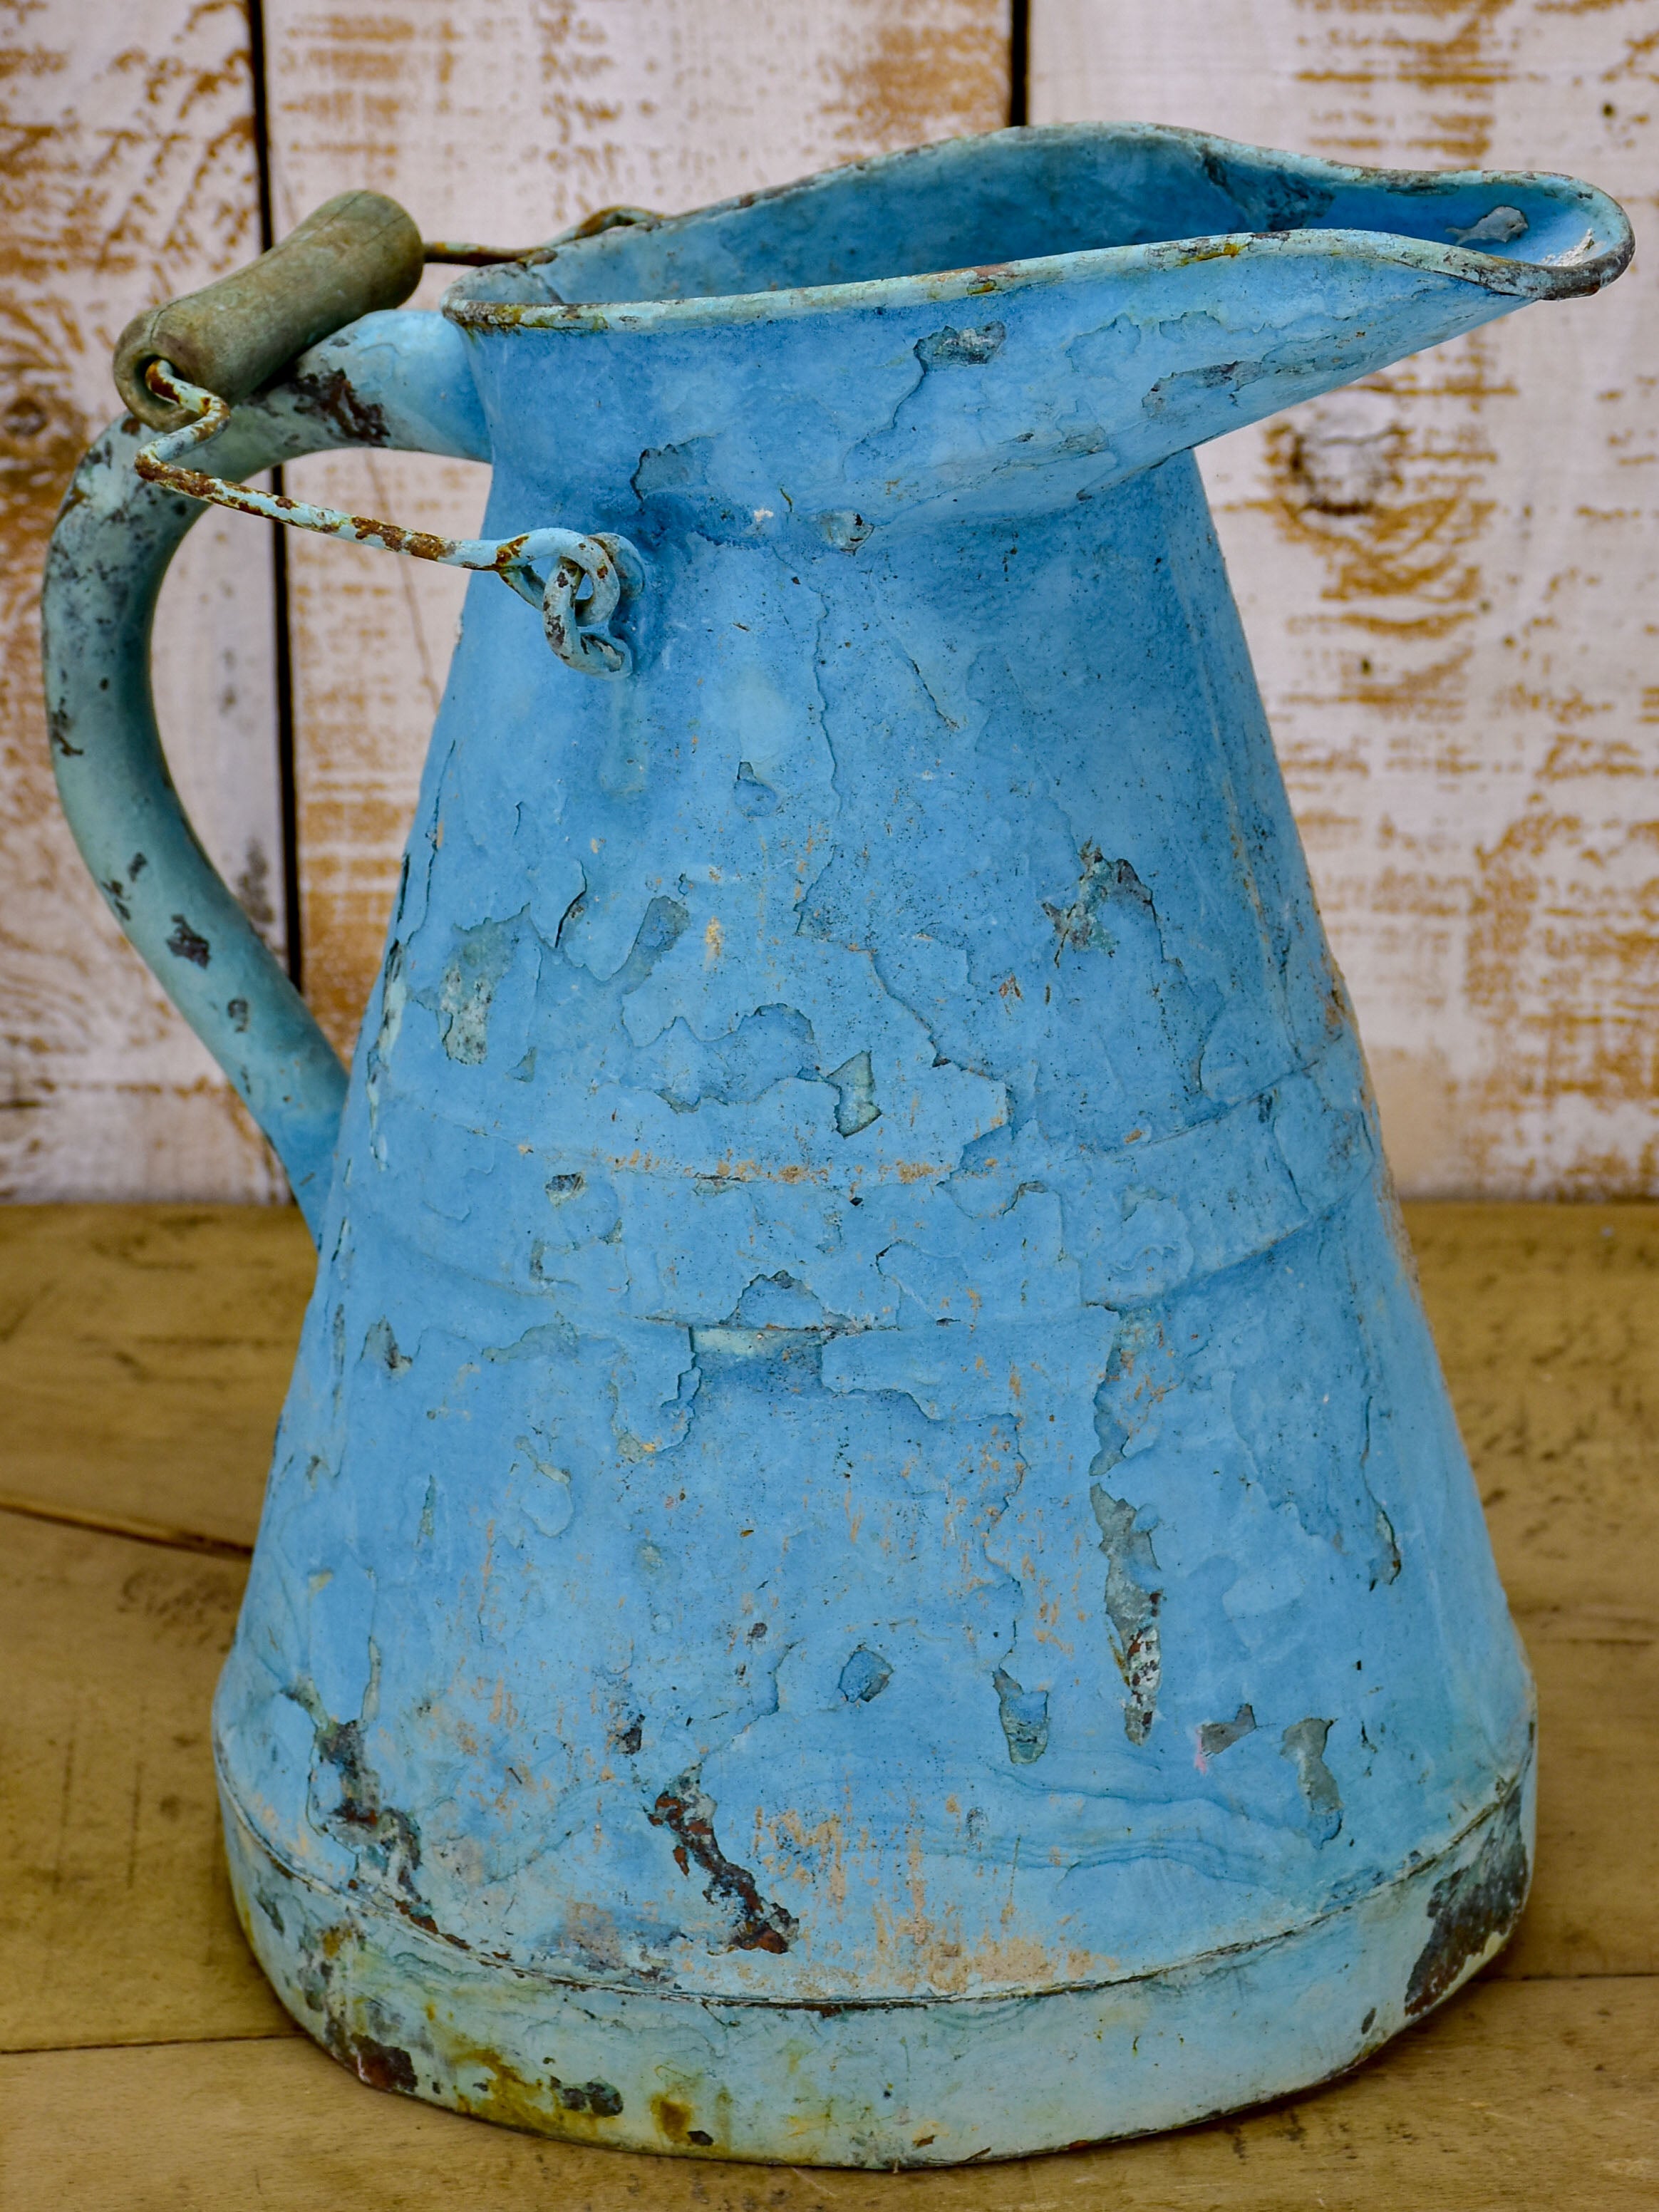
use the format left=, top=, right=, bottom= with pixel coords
left=45, top=701, right=82, bottom=757
left=567, top=205, right=661, bottom=242
left=1405, top=1789, right=1528, bottom=2015
left=291, top=365, right=389, bottom=447
left=443, top=2040, right=629, bottom=2134
left=165, top=914, right=210, bottom=966
left=651, top=2093, right=715, bottom=2149
left=649, top=1769, right=797, bottom=1953
left=554, top=2076, right=624, bottom=2116
left=346, top=2033, right=417, bottom=2094
left=345, top=515, right=450, bottom=562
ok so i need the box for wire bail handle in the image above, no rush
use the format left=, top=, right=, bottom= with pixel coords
left=136, top=360, right=641, bottom=680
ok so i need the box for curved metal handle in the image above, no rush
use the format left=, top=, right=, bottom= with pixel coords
left=41, top=312, right=537, bottom=1239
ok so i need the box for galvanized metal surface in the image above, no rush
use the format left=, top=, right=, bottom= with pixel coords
left=47, top=123, right=1629, bottom=2162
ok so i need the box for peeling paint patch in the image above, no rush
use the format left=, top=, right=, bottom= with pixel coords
left=363, top=1317, right=411, bottom=1374
left=733, top=760, right=779, bottom=816
left=839, top=1646, right=892, bottom=1702
left=1043, top=844, right=1154, bottom=959
left=1199, top=1703, right=1257, bottom=1759
left=825, top=1048, right=881, bottom=1136
left=817, top=509, right=872, bottom=552
left=1448, top=205, right=1527, bottom=249
left=1282, top=1717, right=1343, bottom=1842
left=511, top=1438, right=574, bottom=1537
left=992, top=1667, right=1050, bottom=1764
left=166, top=913, right=210, bottom=966
left=290, top=1685, right=428, bottom=1908
left=916, top=320, right=1005, bottom=368
left=439, top=918, right=515, bottom=1064
left=552, top=2074, right=624, bottom=2117
left=1091, top=1485, right=1162, bottom=1744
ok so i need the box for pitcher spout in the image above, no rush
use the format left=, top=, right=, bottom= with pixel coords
left=446, top=123, right=1632, bottom=535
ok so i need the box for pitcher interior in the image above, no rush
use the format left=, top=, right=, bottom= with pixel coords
left=482, top=123, right=1618, bottom=308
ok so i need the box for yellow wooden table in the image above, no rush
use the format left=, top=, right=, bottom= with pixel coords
left=1, top=1203, right=1655, bottom=2210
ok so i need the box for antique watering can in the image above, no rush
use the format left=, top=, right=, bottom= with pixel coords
left=44, top=124, right=1630, bottom=2165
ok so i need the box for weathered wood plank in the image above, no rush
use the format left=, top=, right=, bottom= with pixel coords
left=0, top=1510, right=291, bottom=2054
left=0, top=0, right=289, bottom=1202
left=1032, top=0, right=1659, bottom=1199
left=1501, top=1626, right=1659, bottom=1979
left=1, top=1976, right=1655, bottom=2209
left=1410, top=1202, right=1659, bottom=1627
left=263, top=0, right=1013, bottom=1058
left=0, top=1206, right=311, bottom=1550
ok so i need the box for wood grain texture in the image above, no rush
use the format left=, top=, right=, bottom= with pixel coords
left=1033, top=0, right=1659, bottom=1201
left=0, top=1511, right=290, bottom=2054
left=263, top=0, right=1013, bottom=1058
left=0, top=0, right=289, bottom=1204
left=1, top=1980, right=1655, bottom=2209
left=0, top=1205, right=310, bottom=1549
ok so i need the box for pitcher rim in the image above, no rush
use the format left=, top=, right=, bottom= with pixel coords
left=443, top=122, right=1633, bottom=340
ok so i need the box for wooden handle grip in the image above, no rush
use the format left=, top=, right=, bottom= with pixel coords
left=113, top=192, right=425, bottom=429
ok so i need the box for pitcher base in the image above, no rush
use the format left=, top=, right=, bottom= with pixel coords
left=220, top=1769, right=1531, bottom=2168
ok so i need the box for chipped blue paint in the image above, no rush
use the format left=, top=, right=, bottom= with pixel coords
left=44, top=125, right=1630, bottom=2164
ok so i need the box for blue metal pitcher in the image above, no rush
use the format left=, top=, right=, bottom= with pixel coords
left=45, top=125, right=1630, bottom=2166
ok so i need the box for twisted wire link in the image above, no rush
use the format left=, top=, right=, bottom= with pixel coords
left=135, top=361, right=639, bottom=678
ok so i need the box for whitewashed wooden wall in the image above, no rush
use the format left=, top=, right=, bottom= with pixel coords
left=0, top=0, right=285, bottom=1201
left=4, top=0, right=1655, bottom=1201
left=1033, top=1, right=1659, bottom=1197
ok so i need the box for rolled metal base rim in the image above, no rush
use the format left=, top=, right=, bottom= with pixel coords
left=219, top=1755, right=1532, bottom=2169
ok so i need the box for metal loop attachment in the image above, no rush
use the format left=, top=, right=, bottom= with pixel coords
left=134, top=362, right=641, bottom=679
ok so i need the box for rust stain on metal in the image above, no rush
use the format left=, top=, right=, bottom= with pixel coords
left=1404, top=1789, right=1528, bottom=2014
left=339, top=2030, right=418, bottom=2093
left=649, top=1769, right=799, bottom=1953
left=450, top=2045, right=626, bottom=2135
left=651, top=2089, right=725, bottom=2151
left=291, top=365, right=391, bottom=446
